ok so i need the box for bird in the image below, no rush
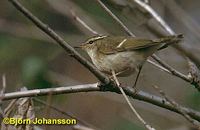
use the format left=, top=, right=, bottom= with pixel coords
left=76, top=34, right=183, bottom=87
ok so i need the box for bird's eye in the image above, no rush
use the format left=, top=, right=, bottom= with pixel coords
left=88, top=41, right=93, bottom=44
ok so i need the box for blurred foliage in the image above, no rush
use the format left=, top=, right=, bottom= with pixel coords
left=22, top=56, right=53, bottom=89
left=0, top=34, right=59, bottom=67
left=187, top=90, right=200, bottom=111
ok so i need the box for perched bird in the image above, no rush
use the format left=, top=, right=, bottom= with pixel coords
left=77, top=34, right=183, bottom=87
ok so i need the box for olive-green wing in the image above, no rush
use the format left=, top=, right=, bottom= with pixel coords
left=98, top=36, right=160, bottom=54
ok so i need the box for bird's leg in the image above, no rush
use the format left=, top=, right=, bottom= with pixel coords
left=109, top=71, right=123, bottom=79
left=111, top=70, right=121, bottom=87
left=109, top=68, right=130, bottom=87
left=132, top=65, right=143, bottom=88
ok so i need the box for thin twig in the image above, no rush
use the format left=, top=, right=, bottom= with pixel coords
left=152, top=55, right=200, bottom=91
left=96, top=0, right=135, bottom=36
left=153, top=85, right=200, bottom=129
left=112, top=70, right=155, bottom=130
left=152, top=55, right=190, bottom=82
left=0, top=74, right=6, bottom=101
left=133, top=0, right=175, bottom=34
left=4, top=99, right=18, bottom=116
left=1, top=83, right=200, bottom=122
left=0, top=74, right=6, bottom=118
left=73, top=124, right=95, bottom=130
left=70, top=10, right=99, bottom=35
left=147, top=59, right=170, bottom=73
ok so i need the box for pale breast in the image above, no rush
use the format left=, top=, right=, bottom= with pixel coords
left=89, top=50, right=146, bottom=76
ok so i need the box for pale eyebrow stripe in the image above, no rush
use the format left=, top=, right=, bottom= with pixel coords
left=93, top=35, right=107, bottom=41
left=87, top=35, right=107, bottom=43
left=117, top=39, right=127, bottom=48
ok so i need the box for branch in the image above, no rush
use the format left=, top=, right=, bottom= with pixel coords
left=70, top=10, right=99, bottom=35
left=1, top=83, right=200, bottom=122
left=153, top=85, right=200, bottom=129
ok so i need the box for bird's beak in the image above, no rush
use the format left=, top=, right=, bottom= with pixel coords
left=74, top=44, right=84, bottom=49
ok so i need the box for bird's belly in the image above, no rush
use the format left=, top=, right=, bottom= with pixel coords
left=93, top=52, right=145, bottom=76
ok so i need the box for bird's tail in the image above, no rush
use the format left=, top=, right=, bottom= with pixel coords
left=154, top=34, right=184, bottom=50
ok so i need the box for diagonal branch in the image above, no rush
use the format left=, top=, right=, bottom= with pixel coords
left=153, top=85, right=200, bottom=129
left=112, top=70, right=156, bottom=130
left=133, top=0, right=175, bottom=34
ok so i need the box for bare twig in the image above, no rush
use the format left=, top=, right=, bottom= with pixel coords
left=147, top=59, right=170, bottom=73
left=187, top=58, right=200, bottom=90
left=165, top=0, right=200, bottom=67
left=70, top=10, right=99, bottom=35
left=1, top=83, right=200, bottom=122
left=152, top=55, right=200, bottom=91
left=112, top=70, right=155, bottom=130
left=96, top=0, right=135, bottom=36
left=133, top=0, right=175, bottom=34
left=4, top=99, right=18, bottom=116
left=3, top=83, right=99, bottom=100
left=152, top=55, right=189, bottom=81
left=166, top=0, right=200, bottom=41
left=73, top=124, right=95, bottom=130
left=0, top=74, right=6, bottom=119
left=0, top=74, right=6, bottom=101
left=45, top=0, right=108, bottom=35
left=153, top=85, right=200, bottom=129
